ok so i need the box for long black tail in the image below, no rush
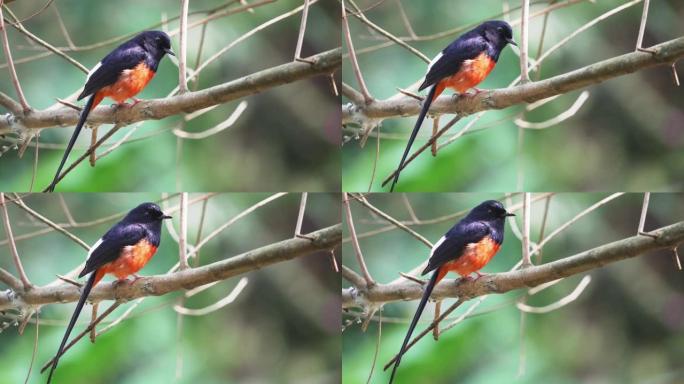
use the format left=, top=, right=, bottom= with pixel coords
left=386, top=85, right=437, bottom=192
left=45, top=95, right=96, bottom=192
left=46, top=272, right=96, bottom=384
left=387, top=269, right=440, bottom=384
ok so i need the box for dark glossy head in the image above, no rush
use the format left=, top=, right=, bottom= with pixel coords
left=466, top=200, right=515, bottom=222
left=124, top=202, right=172, bottom=224
left=134, top=30, right=175, bottom=58
left=478, top=20, right=517, bottom=48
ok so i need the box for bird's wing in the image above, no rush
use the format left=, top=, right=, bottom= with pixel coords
left=79, top=223, right=147, bottom=277
left=422, top=221, right=490, bottom=274
left=419, top=34, right=488, bottom=91
left=79, top=45, right=147, bottom=99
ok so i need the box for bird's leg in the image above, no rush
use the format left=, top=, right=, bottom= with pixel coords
left=473, top=271, right=488, bottom=280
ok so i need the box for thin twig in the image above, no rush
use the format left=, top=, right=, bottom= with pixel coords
left=635, top=0, right=650, bottom=50
left=39, top=302, right=122, bottom=373
left=519, top=0, right=531, bottom=83
left=0, top=193, right=33, bottom=288
left=178, top=0, right=190, bottom=93
left=294, top=192, right=308, bottom=237
left=637, top=192, right=651, bottom=234
left=343, top=193, right=376, bottom=286
left=521, top=193, right=532, bottom=267
left=10, top=194, right=89, bottom=250
left=23, top=310, right=39, bottom=384
left=173, top=277, right=248, bottom=316
left=517, top=275, right=591, bottom=313
left=349, top=193, right=432, bottom=248
left=293, top=0, right=312, bottom=63
left=0, top=1, right=30, bottom=111
left=179, top=193, right=189, bottom=270
left=341, top=0, right=373, bottom=103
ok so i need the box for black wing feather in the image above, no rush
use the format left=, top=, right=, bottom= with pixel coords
left=419, top=34, right=488, bottom=91
left=79, top=223, right=146, bottom=277
left=422, top=221, right=490, bottom=275
left=78, top=45, right=147, bottom=100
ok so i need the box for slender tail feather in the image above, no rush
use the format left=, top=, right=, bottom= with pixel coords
left=46, top=272, right=97, bottom=383
left=387, top=269, right=440, bottom=384
left=45, top=94, right=97, bottom=192
left=387, top=85, right=437, bottom=192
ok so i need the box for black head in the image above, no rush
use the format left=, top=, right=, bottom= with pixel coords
left=124, top=202, right=172, bottom=224
left=466, top=200, right=515, bottom=222
left=134, top=30, right=175, bottom=59
left=478, top=20, right=517, bottom=49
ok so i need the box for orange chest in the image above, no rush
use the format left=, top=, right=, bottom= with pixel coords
left=99, top=62, right=155, bottom=103
left=443, top=236, right=500, bottom=277
left=442, top=52, right=496, bottom=93
left=100, top=239, right=158, bottom=280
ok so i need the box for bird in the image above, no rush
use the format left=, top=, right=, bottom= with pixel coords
left=387, top=200, right=514, bottom=383
left=386, top=21, right=517, bottom=192
left=45, top=202, right=171, bottom=383
left=45, top=30, right=175, bottom=192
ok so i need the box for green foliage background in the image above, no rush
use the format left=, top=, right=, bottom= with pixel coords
left=0, top=193, right=340, bottom=384
left=342, top=1, right=684, bottom=192
left=0, top=0, right=340, bottom=192
left=342, top=193, right=684, bottom=383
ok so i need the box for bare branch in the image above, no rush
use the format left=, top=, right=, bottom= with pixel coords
left=1, top=48, right=340, bottom=133
left=343, top=221, right=684, bottom=308
left=343, top=37, right=684, bottom=124
left=2, top=224, right=341, bottom=311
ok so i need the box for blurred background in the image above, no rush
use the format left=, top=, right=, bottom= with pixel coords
left=342, top=193, right=684, bottom=383
left=342, top=0, right=684, bottom=192
left=0, top=0, right=340, bottom=192
left=0, top=192, right=341, bottom=383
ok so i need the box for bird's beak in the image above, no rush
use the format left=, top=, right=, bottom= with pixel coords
left=505, top=212, right=516, bottom=217
left=507, top=38, right=518, bottom=47
left=162, top=214, right=172, bottom=220
left=165, top=48, right=176, bottom=56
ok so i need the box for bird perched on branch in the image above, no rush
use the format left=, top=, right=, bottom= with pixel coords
left=387, top=200, right=514, bottom=383
left=45, top=202, right=171, bottom=383
left=45, top=31, right=175, bottom=192
left=385, top=21, right=517, bottom=192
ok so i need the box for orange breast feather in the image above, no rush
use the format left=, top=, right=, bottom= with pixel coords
left=441, top=52, right=496, bottom=94
left=94, top=239, right=158, bottom=285
left=96, top=62, right=155, bottom=104
left=442, top=236, right=500, bottom=278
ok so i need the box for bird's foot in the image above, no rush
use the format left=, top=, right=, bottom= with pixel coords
left=473, top=271, right=488, bottom=280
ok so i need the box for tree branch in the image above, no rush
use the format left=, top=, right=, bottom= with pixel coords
left=0, top=224, right=341, bottom=311
left=342, top=221, right=684, bottom=308
left=342, top=37, right=684, bottom=125
left=0, top=48, right=341, bottom=134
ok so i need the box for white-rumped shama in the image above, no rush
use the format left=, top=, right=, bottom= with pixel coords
left=45, top=202, right=171, bottom=383
left=386, top=21, right=517, bottom=192
left=45, top=31, right=175, bottom=192
left=387, top=200, right=514, bottom=384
